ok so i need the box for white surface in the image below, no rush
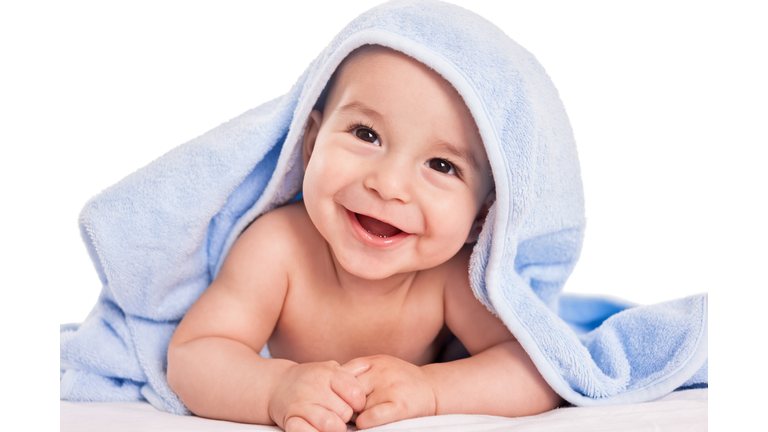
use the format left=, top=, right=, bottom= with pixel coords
left=61, top=388, right=707, bottom=432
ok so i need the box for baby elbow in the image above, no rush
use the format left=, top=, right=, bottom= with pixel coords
left=165, top=344, right=184, bottom=395
left=525, top=391, right=564, bottom=416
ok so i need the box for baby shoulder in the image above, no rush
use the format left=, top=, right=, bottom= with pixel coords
left=236, top=201, right=314, bottom=253
left=442, top=245, right=515, bottom=354
left=441, top=244, right=473, bottom=290
left=220, top=201, right=316, bottom=279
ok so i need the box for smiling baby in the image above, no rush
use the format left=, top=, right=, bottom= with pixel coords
left=167, top=45, right=562, bottom=432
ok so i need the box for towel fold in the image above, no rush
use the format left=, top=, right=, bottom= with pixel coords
left=60, top=0, right=706, bottom=414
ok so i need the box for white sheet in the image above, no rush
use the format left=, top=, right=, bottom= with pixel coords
left=61, top=388, right=706, bottom=431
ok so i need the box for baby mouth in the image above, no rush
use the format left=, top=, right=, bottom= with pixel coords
left=355, top=213, right=403, bottom=238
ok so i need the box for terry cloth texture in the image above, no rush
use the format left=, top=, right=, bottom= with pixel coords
left=60, top=0, right=707, bottom=414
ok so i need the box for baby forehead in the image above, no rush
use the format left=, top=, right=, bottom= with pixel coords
left=328, top=47, right=484, bottom=137
left=331, top=45, right=458, bottom=99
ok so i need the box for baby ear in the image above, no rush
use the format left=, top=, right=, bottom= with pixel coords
left=466, top=190, right=496, bottom=244
left=302, top=110, right=324, bottom=171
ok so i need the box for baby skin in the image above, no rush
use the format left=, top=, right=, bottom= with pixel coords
left=167, top=46, right=562, bottom=431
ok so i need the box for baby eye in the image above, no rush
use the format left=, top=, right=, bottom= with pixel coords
left=427, top=158, right=456, bottom=175
left=353, top=127, right=380, bottom=146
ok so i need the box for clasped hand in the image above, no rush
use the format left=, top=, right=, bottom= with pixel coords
left=269, top=355, right=436, bottom=432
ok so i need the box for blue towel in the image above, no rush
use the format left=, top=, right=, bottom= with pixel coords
left=60, top=0, right=707, bottom=414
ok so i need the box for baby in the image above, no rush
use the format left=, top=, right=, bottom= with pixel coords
left=167, top=45, right=562, bottom=431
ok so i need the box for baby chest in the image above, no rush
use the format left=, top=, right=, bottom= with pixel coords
left=266, top=284, right=446, bottom=365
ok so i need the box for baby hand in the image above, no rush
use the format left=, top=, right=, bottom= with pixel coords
left=342, top=355, right=436, bottom=429
left=269, top=361, right=366, bottom=432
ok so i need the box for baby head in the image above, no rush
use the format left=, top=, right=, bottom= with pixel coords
left=301, top=45, right=495, bottom=280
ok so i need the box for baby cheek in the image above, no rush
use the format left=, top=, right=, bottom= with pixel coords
left=430, top=200, right=475, bottom=242
left=304, top=156, right=336, bottom=196
left=310, top=147, right=353, bottom=185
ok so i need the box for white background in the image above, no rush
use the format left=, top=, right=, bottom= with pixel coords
left=1, top=0, right=765, bottom=428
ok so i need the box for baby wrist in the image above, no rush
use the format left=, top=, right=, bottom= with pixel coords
left=265, top=359, right=299, bottom=427
left=419, top=364, right=440, bottom=416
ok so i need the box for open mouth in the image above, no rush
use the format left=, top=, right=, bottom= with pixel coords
left=355, top=213, right=403, bottom=238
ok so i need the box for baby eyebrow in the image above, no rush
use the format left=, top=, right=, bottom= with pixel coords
left=334, top=101, right=384, bottom=123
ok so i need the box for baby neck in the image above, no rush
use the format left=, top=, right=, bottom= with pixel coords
left=328, top=247, right=417, bottom=300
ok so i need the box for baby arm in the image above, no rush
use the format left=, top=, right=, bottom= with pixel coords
left=424, top=266, right=563, bottom=418
left=346, top=252, right=562, bottom=429
left=167, top=210, right=364, bottom=431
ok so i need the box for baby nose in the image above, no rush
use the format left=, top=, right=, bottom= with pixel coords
left=363, top=157, right=413, bottom=203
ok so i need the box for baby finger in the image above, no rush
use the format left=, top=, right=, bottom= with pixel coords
left=284, top=416, right=319, bottom=432
left=355, top=401, right=401, bottom=430
left=297, top=404, right=348, bottom=432
left=330, top=370, right=366, bottom=412
left=340, top=357, right=371, bottom=378
left=321, top=392, right=356, bottom=423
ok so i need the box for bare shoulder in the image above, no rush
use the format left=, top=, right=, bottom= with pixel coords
left=225, top=201, right=323, bottom=275
left=437, top=244, right=474, bottom=296
left=170, top=201, right=316, bottom=351
left=442, top=244, right=515, bottom=355
left=234, top=201, right=316, bottom=258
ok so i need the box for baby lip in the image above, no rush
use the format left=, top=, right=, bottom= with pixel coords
left=354, top=213, right=406, bottom=238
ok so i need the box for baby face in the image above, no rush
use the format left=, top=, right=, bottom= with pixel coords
left=302, top=47, right=493, bottom=280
